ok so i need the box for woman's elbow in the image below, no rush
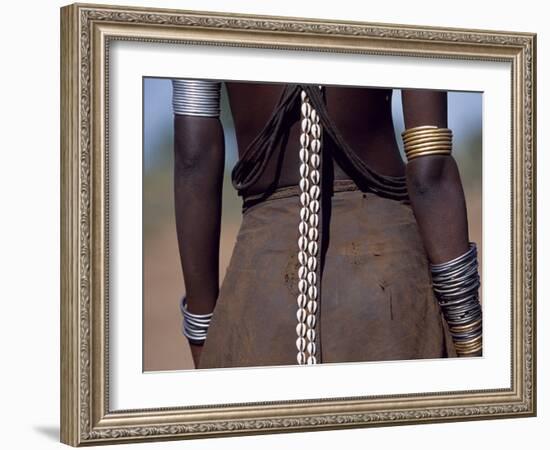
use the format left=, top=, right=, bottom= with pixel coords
left=173, top=117, right=225, bottom=174
left=405, top=155, right=460, bottom=198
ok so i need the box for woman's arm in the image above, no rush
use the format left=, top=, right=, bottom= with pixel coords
left=401, top=90, right=469, bottom=264
left=401, top=90, right=481, bottom=357
left=173, top=81, right=225, bottom=367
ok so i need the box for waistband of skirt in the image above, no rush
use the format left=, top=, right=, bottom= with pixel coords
left=241, top=179, right=366, bottom=212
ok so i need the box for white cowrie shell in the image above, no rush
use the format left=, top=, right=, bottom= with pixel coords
left=297, top=294, right=307, bottom=308
left=310, top=170, right=320, bottom=184
left=309, top=200, right=320, bottom=214
left=310, top=185, right=320, bottom=200
left=297, top=352, right=306, bottom=365
left=309, top=214, right=319, bottom=228
left=296, top=337, right=306, bottom=352
left=306, top=328, right=316, bottom=341
left=307, top=300, right=318, bottom=314
left=308, top=241, right=318, bottom=256
left=300, top=163, right=309, bottom=178
left=299, top=178, right=310, bottom=192
left=307, top=355, right=317, bottom=365
left=298, top=251, right=307, bottom=265
left=300, top=207, right=310, bottom=222
left=300, top=133, right=310, bottom=148
left=301, top=118, right=311, bottom=133
left=311, top=124, right=321, bottom=138
left=307, top=271, right=317, bottom=285
left=296, top=322, right=306, bottom=337
left=298, top=279, right=308, bottom=294
left=301, top=102, right=311, bottom=118
left=299, top=220, right=308, bottom=236
left=308, top=227, right=319, bottom=241
left=307, top=256, right=317, bottom=271
left=299, top=147, right=309, bottom=163
left=296, top=307, right=307, bottom=322
left=311, top=138, right=321, bottom=153
left=310, top=154, right=320, bottom=169
left=311, top=109, right=319, bottom=123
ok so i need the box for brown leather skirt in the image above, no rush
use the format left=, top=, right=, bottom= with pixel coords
left=197, top=181, right=457, bottom=369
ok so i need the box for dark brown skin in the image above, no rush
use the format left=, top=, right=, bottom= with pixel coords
left=173, top=115, right=224, bottom=366
left=174, top=83, right=476, bottom=367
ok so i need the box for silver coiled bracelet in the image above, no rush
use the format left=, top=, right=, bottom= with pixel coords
left=430, top=242, right=483, bottom=356
left=180, top=296, right=213, bottom=346
left=171, top=79, right=221, bottom=117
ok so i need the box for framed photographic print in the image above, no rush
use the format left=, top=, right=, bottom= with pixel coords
left=60, top=2, right=536, bottom=446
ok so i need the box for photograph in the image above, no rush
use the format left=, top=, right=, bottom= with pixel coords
left=143, top=79, right=483, bottom=371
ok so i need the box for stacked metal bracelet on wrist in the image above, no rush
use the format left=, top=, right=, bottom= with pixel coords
left=179, top=296, right=213, bottom=346
left=430, top=242, right=483, bottom=356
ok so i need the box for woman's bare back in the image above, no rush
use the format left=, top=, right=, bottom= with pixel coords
left=225, top=82, right=406, bottom=196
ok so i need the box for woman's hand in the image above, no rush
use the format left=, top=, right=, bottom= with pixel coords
left=457, top=349, right=482, bottom=358
left=189, top=343, right=204, bottom=368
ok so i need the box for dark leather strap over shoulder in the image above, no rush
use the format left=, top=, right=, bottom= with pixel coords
left=231, top=83, right=409, bottom=202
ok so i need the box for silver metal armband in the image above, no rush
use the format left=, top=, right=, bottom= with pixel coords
left=430, top=242, right=483, bottom=356
left=180, top=296, right=213, bottom=346
left=171, top=79, right=221, bottom=118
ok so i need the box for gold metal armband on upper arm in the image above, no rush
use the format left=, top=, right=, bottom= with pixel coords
left=401, top=125, right=453, bottom=161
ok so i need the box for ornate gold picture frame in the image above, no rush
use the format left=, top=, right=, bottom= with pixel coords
left=60, top=2, right=536, bottom=446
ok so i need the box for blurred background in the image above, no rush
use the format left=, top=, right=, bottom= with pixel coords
left=143, top=78, right=482, bottom=372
